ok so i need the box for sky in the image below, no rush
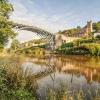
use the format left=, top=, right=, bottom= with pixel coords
left=9, top=0, right=100, bottom=43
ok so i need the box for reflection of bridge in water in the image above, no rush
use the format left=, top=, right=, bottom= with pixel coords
left=21, top=56, right=100, bottom=83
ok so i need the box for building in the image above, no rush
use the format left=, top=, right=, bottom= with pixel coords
left=81, top=20, right=93, bottom=37
left=55, top=34, right=79, bottom=48
left=55, top=21, right=93, bottom=48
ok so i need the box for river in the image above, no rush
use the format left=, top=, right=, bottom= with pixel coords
left=1, top=55, right=100, bottom=99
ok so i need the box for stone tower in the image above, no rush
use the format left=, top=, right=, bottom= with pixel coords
left=86, top=21, right=93, bottom=34
left=87, top=20, right=93, bottom=33
left=85, top=20, right=93, bottom=37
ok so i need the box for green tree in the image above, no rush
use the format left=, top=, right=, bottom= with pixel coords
left=95, top=35, right=100, bottom=40
left=11, top=39, right=20, bottom=50
left=0, top=0, right=16, bottom=49
left=93, top=22, right=100, bottom=32
left=77, top=26, right=81, bottom=30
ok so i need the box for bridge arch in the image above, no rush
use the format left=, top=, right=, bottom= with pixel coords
left=13, top=23, right=56, bottom=50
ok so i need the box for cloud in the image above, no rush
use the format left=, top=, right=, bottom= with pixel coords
left=10, top=0, right=71, bottom=33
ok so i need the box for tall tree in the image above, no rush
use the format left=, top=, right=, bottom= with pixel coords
left=0, top=0, right=16, bottom=49
left=93, top=22, right=100, bottom=32
left=11, top=39, right=20, bottom=50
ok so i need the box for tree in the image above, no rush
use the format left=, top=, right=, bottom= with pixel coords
left=77, top=26, right=81, bottom=30
left=0, top=0, right=13, bottom=18
left=0, top=0, right=16, bottom=49
left=11, top=39, right=20, bottom=50
left=93, top=22, right=100, bottom=32
left=95, top=35, right=100, bottom=40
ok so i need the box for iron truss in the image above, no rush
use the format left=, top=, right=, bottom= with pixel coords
left=13, top=23, right=56, bottom=50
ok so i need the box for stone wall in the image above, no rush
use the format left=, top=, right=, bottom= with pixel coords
left=55, top=34, right=79, bottom=48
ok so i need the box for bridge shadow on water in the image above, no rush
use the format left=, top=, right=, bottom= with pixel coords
left=19, top=55, right=100, bottom=100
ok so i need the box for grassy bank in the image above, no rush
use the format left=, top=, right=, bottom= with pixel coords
left=57, top=38, right=100, bottom=56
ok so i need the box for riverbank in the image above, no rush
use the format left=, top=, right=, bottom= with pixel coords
left=56, top=38, right=100, bottom=56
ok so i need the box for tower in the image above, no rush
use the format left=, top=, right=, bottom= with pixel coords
left=87, top=20, right=93, bottom=33
left=85, top=20, right=93, bottom=37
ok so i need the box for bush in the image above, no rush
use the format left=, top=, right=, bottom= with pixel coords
left=74, top=38, right=96, bottom=46
left=57, top=42, right=100, bottom=56
left=70, top=47, right=90, bottom=55
left=80, top=43, right=100, bottom=56
left=61, top=42, right=73, bottom=48
left=0, top=67, right=36, bottom=100
left=95, top=35, right=100, bottom=40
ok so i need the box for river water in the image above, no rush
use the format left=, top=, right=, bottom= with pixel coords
left=1, top=55, right=100, bottom=99
left=20, top=55, right=100, bottom=99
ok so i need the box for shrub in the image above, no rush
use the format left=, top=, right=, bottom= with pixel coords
left=95, top=35, right=100, bottom=40
left=57, top=42, right=100, bottom=56
left=61, top=42, right=74, bottom=48
left=70, top=47, right=90, bottom=55
left=0, top=66, right=37, bottom=100
left=74, top=38, right=96, bottom=46
left=80, top=43, right=100, bottom=56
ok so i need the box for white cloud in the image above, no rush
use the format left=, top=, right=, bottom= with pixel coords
left=10, top=0, right=69, bottom=33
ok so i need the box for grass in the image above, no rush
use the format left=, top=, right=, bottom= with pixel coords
left=46, top=83, right=100, bottom=100
left=0, top=58, right=37, bottom=100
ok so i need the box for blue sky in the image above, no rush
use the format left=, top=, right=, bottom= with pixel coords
left=9, top=0, right=100, bottom=42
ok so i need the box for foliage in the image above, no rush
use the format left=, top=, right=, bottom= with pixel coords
left=0, top=0, right=16, bottom=48
left=46, top=84, right=100, bottom=100
left=0, top=59, right=37, bottom=100
left=57, top=37, right=100, bottom=56
left=11, top=39, right=20, bottom=50
left=61, top=42, right=73, bottom=48
left=93, top=22, right=100, bottom=32
left=57, top=47, right=90, bottom=55
left=56, top=42, right=74, bottom=55
left=80, top=43, right=100, bottom=56
left=95, top=35, right=100, bottom=40
left=0, top=0, right=13, bottom=17
left=73, top=38, right=96, bottom=46
left=58, top=43, right=100, bottom=56
left=58, top=26, right=81, bottom=37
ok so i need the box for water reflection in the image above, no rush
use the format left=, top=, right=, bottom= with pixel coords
left=22, top=62, right=47, bottom=76
left=21, top=55, right=100, bottom=83
left=20, top=55, right=100, bottom=98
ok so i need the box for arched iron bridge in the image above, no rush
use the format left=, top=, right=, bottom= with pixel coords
left=13, top=23, right=56, bottom=50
